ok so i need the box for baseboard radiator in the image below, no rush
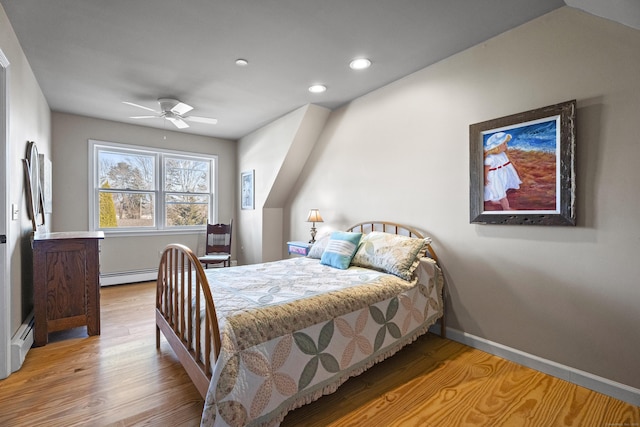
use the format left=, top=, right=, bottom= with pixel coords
left=100, top=261, right=238, bottom=287
left=100, top=268, right=158, bottom=286
left=11, top=311, right=34, bottom=373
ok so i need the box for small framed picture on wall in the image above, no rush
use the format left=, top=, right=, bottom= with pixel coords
left=241, top=170, right=254, bottom=210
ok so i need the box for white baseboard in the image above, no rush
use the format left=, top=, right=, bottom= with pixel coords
left=10, top=311, right=34, bottom=373
left=439, top=327, right=640, bottom=407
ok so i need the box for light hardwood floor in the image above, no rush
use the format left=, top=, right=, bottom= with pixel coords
left=0, top=281, right=637, bottom=426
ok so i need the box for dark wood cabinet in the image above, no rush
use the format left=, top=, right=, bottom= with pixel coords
left=32, top=231, right=104, bottom=346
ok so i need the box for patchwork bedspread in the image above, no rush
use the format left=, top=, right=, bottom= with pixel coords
left=200, top=257, right=443, bottom=426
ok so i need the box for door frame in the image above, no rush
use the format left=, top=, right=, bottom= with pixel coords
left=0, top=49, right=11, bottom=379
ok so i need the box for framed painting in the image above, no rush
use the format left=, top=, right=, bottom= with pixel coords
left=241, top=170, right=254, bottom=210
left=469, top=100, right=576, bottom=225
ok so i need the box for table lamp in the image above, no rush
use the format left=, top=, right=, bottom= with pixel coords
left=306, top=209, right=324, bottom=243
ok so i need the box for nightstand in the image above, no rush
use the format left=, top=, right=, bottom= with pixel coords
left=287, top=241, right=312, bottom=257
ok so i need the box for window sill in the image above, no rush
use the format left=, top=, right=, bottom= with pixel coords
left=94, top=228, right=205, bottom=238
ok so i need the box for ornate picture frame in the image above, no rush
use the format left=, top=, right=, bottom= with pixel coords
left=469, top=100, right=576, bottom=225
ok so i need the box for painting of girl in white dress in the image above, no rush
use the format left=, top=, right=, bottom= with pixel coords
left=484, top=132, right=521, bottom=210
left=483, top=118, right=558, bottom=212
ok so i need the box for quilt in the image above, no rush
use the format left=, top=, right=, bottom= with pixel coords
left=200, top=256, right=443, bottom=426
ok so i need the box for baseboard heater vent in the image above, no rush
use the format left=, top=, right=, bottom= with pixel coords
left=100, top=268, right=158, bottom=286
left=100, top=261, right=238, bottom=287
left=11, top=311, right=34, bottom=373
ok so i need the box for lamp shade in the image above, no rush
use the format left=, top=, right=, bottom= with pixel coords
left=306, top=209, right=324, bottom=223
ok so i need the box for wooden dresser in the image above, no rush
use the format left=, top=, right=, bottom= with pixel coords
left=32, top=231, right=104, bottom=346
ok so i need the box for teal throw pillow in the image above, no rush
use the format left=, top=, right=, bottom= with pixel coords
left=320, top=231, right=362, bottom=269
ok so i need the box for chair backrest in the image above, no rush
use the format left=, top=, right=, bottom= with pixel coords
left=205, top=219, right=232, bottom=255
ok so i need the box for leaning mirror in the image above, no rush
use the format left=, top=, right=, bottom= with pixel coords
left=24, top=141, right=43, bottom=230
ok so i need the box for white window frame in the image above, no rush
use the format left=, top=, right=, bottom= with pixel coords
left=88, top=139, right=217, bottom=236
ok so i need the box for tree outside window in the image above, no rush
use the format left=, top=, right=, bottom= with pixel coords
left=164, top=157, right=210, bottom=226
left=91, top=141, right=216, bottom=232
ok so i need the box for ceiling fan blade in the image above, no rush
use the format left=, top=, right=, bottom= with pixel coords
left=123, top=101, right=158, bottom=113
left=184, top=115, right=218, bottom=125
left=166, top=116, right=190, bottom=129
left=130, top=115, right=158, bottom=119
left=170, top=102, right=193, bottom=116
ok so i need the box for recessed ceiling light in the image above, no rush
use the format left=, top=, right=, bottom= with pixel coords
left=349, top=58, right=371, bottom=70
left=308, top=84, right=327, bottom=93
left=235, top=58, right=249, bottom=66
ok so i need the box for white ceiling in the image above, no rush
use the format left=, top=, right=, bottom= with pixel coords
left=1, top=0, right=636, bottom=140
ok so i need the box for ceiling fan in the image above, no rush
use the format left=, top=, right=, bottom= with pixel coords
left=123, top=98, right=218, bottom=129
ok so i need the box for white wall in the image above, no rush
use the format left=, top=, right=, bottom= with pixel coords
left=237, top=104, right=329, bottom=264
left=285, top=7, right=640, bottom=389
left=51, top=112, right=236, bottom=277
left=0, top=5, right=51, bottom=335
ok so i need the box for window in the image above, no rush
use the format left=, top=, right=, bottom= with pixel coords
left=89, top=140, right=216, bottom=234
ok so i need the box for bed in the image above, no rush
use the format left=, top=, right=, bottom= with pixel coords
left=156, top=221, right=445, bottom=426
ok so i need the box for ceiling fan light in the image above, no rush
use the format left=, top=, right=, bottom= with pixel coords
left=170, top=102, right=194, bottom=116
left=308, top=84, right=326, bottom=93
left=124, top=98, right=216, bottom=129
left=349, top=58, right=371, bottom=70
left=158, top=98, right=193, bottom=116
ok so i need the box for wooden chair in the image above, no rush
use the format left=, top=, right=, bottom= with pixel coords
left=198, top=220, right=233, bottom=268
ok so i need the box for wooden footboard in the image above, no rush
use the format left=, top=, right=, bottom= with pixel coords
left=155, top=243, right=221, bottom=398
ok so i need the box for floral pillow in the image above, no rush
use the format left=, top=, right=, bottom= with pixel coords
left=352, top=231, right=430, bottom=280
left=320, top=231, right=363, bottom=269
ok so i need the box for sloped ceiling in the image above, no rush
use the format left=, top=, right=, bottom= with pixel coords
left=565, top=0, right=640, bottom=31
